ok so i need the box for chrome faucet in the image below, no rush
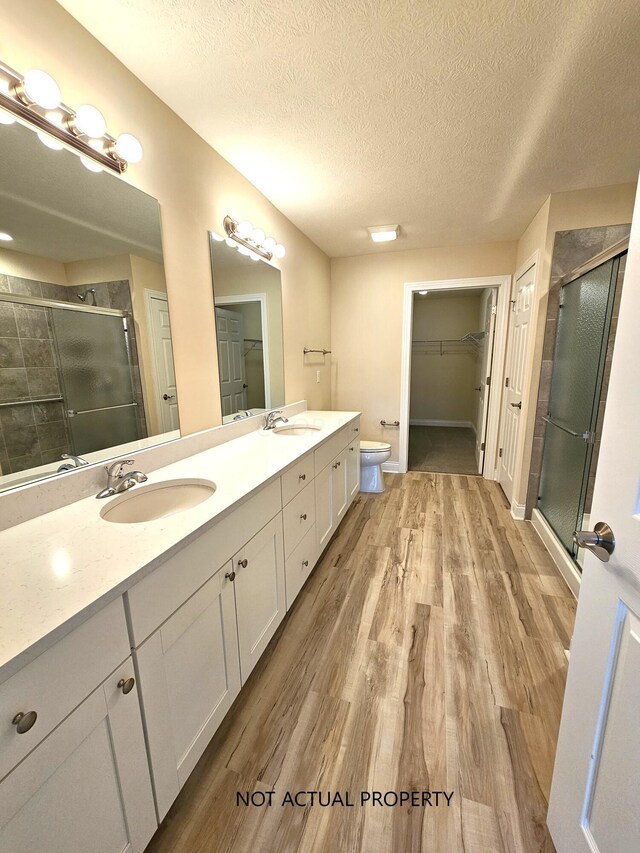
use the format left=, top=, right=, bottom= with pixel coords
left=57, top=454, right=88, bottom=472
left=96, top=459, right=148, bottom=499
left=263, top=410, right=289, bottom=430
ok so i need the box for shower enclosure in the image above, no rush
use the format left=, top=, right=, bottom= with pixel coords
left=537, top=252, right=624, bottom=565
left=50, top=306, right=142, bottom=454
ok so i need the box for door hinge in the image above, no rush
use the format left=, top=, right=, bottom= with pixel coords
left=505, top=377, right=509, bottom=388
left=481, top=442, right=485, bottom=451
left=491, top=304, right=497, bottom=315
left=498, top=448, right=503, bottom=458
left=486, top=375, right=491, bottom=387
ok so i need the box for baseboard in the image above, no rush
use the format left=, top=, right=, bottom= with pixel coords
left=409, top=419, right=475, bottom=429
left=382, top=461, right=400, bottom=473
left=531, top=509, right=580, bottom=599
left=510, top=501, right=526, bottom=521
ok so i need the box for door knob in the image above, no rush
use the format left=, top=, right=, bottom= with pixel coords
left=474, top=386, right=482, bottom=392
left=162, top=393, right=176, bottom=400
left=573, top=522, right=615, bottom=563
left=510, top=401, right=522, bottom=409
left=12, top=710, right=37, bottom=733
left=243, top=383, right=249, bottom=389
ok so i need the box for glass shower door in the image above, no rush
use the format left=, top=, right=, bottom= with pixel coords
left=538, top=257, right=618, bottom=559
left=51, top=308, right=140, bottom=454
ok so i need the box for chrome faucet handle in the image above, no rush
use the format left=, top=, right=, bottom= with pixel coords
left=61, top=454, right=88, bottom=467
left=106, top=459, right=134, bottom=479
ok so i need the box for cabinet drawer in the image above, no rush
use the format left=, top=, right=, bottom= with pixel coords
left=0, top=597, right=130, bottom=781
left=282, top=480, right=316, bottom=557
left=281, top=453, right=315, bottom=505
left=285, top=525, right=318, bottom=609
left=314, top=419, right=358, bottom=475
left=126, top=478, right=281, bottom=646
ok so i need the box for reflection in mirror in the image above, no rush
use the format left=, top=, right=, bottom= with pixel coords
left=209, top=234, right=285, bottom=423
left=0, top=120, right=179, bottom=492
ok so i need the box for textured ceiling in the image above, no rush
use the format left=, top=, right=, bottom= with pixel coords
left=56, top=0, right=640, bottom=257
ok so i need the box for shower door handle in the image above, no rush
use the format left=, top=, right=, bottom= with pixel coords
left=573, top=522, right=615, bottom=563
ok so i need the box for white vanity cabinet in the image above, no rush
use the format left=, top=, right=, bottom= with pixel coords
left=233, top=514, right=285, bottom=682
left=0, top=601, right=156, bottom=853
left=134, top=566, right=241, bottom=820
left=315, top=422, right=360, bottom=553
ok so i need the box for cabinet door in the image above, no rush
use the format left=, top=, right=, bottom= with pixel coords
left=233, top=515, right=285, bottom=683
left=134, top=567, right=241, bottom=820
left=315, top=460, right=334, bottom=553
left=0, top=659, right=156, bottom=853
left=332, top=447, right=349, bottom=524
left=346, top=438, right=360, bottom=502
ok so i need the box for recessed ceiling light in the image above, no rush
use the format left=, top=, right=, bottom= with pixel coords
left=0, top=231, right=13, bottom=241
left=368, top=224, right=399, bottom=243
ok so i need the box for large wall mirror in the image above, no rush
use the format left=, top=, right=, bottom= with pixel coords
left=209, top=234, right=285, bottom=422
left=0, top=120, right=179, bottom=492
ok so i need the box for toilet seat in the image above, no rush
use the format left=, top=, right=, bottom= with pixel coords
left=360, top=440, right=391, bottom=453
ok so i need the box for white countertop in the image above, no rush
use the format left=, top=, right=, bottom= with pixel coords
left=0, top=410, right=359, bottom=684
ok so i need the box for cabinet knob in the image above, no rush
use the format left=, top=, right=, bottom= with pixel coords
left=302, top=560, right=309, bottom=567
left=337, top=461, right=342, bottom=467
left=12, top=710, right=37, bottom=734
left=225, top=570, right=236, bottom=582
left=117, top=677, right=135, bottom=695
left=349, top=446, right=354, bottom=451
left=354, top=427, right=359, bottom=432
left=298, top=473, right=306, bottom=481
left=238, top=558, right=248, bottom=568
left=300, top=513, right=307, bottom=521
left=333, top=462, right=338, bottom=469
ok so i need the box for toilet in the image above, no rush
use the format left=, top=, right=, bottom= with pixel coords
left=359, top=440, right=392, bottom=493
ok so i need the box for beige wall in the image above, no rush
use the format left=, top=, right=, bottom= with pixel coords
left=2, top=0, right=331, bottom=434
left=330, top=241, right=517, bottom=462
left=410, top=293, right=481, bottom=424
left=0, top=247, right=67, bottom=284
left=512, top=183, right=636, bottom=508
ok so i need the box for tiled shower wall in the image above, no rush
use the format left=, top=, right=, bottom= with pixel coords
left=0, top=275, right=147, bottom=474
left=525, top=224, right=631, bottom=517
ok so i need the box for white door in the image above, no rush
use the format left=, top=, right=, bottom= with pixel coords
left=233, top=515, right=285, bottom=683
left=315, top=462, right=334, bottom=553
left=475, top=288, right=497, bottom=473
left=547, top=189, right=640, bottom=851
left=134, top=568, right=241, bottom=820
left=332, top=447, right=349, bottom=525
left=148, top=293, right=179, bottom=432
left=347, top=438, right=360, bottom=500
left=498, top=263, right=534, bottom=501
left=215, top=307, right=246, bottom=417
left=0, top=659, right=157, bottom=853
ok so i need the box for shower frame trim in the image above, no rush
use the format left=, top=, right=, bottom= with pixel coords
left=0, top=290, right=126, bottom=318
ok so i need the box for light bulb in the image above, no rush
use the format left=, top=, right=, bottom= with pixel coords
left=263, top=237, right=276, bottom=253
left=252, top=228, right=265, bottom=244
left=274, top=244, right=286, bottom=259
left=114, top=132, right=143, bottom=163
left=74, top=104, right=106, bottom=138
left=22, top=69, right=62, bottom=110
left=80, top=156, right=102, bottom=173
left=0, top=232, right=13, bottom=241
left=0, top=109, right=15, bottom=125
left=237, top=246, right=251, bottom=256
left=225, top=238, right=236, bottom=248
left=237, top=220, right=252, bottom=238
left=37, top=131, right=63, bottom=151
left=210, top=232, right=224, bottom=242
left=249, top=251, right=260, bottom=261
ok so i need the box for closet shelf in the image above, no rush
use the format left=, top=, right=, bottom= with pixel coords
left=411, top=332, right=485, bottom=355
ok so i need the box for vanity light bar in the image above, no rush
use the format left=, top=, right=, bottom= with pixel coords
left=0, top=60, right=143, bottom=175
left=223, top=216, right=285, bottom=262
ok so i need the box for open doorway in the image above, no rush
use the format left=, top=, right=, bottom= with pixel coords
left=399, top=275, right=510, bottom=477
left=407, top=287, right=497, bottom=475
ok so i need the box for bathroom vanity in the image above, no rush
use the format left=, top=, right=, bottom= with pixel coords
left=0, top=410, right=360, bottom=852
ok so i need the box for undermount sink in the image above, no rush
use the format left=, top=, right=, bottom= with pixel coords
left=272, top=423, right=322, bottom=436
left=100, top=478, right=216, bottom=524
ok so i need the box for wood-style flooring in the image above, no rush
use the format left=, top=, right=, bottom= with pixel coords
left=146, top=473, right=576, bottom=853
left=408, top=426, right=478, bottom=475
